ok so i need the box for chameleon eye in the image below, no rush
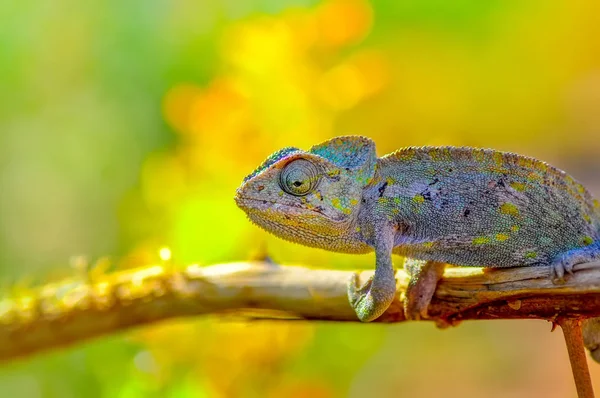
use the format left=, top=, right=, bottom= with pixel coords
left=279, top=159, right=321, bottom=196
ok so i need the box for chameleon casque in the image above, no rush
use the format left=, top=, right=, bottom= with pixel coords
left=235, top=136, right=600, bottom=322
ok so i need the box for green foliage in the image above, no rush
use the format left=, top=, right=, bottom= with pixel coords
left=0, top=0, right=598, bottom=396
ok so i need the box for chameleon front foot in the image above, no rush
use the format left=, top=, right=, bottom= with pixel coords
left=347, top=272, right=396, bottom=322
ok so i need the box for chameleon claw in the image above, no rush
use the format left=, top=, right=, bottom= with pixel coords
left=566, top=266, right=575, bottom=276
left=550, top=263, right=566, bottom=284
left=347, top=273, right=376, bottom=322
left=347, top=272, right=395, bottom=322
left=348, top=272, right=372, bottom=297
left=550, top=247, right=598, bottom=284
left=403, top=261, right=446, bottom=321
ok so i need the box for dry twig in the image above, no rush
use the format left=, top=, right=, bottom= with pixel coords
left=2, top=260, right=600, bottom=389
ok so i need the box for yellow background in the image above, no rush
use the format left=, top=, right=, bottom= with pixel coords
left=1, top=0, right=600, bottom=396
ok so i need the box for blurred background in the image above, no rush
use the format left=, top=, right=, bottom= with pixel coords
left=1, top=0, right=600, bottom=396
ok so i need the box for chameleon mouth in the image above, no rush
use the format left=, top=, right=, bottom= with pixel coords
left=235, top=196, right=349, bottom=223
left=235, top=195, right=323, bottom=213
left=244, top=210, right=367, bottom=254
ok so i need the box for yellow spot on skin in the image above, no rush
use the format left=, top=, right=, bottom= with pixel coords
left=594, top=200, right=600, bottom=209
left=392, top=208, right=399, bottom=215
left=527, top=172, right=543, bottom=182
left=328, top=169, right=340, bottom=177
left=584, top=214, right=592, bottom=223
left=500, top=203, right=520, bottom=217
left=473, top=236, right=491, bottom=245
left=429, top=148, right=451, bottom=161
left=278, top=191, right=284, bottom=197
left=332, top=197, right=351, bottom=214
left=377, top=197, right=388, bottom=204
left=350, top=199, right=358, bottom=206
left=511, top=225, right=520, bottom=232
left=577, top=184, right=586, bottom=194
left=525, top=251, right=537, bottom=259
left=534, top=162, right=548, bottom=173
left=412, top=195, right=425, bottom=204
left=331, top=197, right=342, bottom=209
left=356, top=169, right=371, bottom=185
left=517, top=157, right=534, bottom=169
left=582, top=236, right=594, bottom=246
left=355, top=226, right=361, bottom=232
left=422, top=242, right=434, bottom=248
left=510, top=182, right=526, bottom=192
left=473, top=150, right=485, bottom=162
left=396, top=148, right=415, bottom=161
left=394, top=198, right=402, bottom=205
left=386, top=177, right=395, bottom=185
left=495, top=233, right=509, bottom=242
left=314, top=191, right=323, bottom=200
left=493, top=152, right=504, bottom=166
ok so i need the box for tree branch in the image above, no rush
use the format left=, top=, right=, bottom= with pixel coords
left=2, top=260, right=600, bottom=363
left=560, top=318, right=595, bottom=398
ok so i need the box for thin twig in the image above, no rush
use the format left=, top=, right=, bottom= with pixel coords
left=560, top=318, right=595, bottom=398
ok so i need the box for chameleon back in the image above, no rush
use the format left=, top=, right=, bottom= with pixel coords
left=375, top=147, right=600, bottom=267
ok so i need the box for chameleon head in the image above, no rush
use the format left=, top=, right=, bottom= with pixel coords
left=235, top=136, right=377, bottom=251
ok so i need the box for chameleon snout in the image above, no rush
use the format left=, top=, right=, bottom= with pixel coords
left=234, top=186, right=247, bottom=209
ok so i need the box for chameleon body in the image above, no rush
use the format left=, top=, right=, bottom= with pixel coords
left=235, top=136, right=600, bottom=321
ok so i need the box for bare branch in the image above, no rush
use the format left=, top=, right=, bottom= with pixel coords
left=2, top=260, right=600, bottom=362
left=560, top=319, right=595, bottom=398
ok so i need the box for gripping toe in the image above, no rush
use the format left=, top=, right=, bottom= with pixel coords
left=550, top=246, right=600, bottom=284
left=347, top=272, right=396, bottom=322
left=403, top=260, right=446, bottom=321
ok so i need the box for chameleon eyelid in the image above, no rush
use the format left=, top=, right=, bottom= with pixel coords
left=279, top=158, right=322, bottom=196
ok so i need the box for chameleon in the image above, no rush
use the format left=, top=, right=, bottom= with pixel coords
left=234, top=136, right=600, bottom=322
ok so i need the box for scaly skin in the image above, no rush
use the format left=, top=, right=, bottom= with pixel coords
left=235, top=136, right=600, bottom=322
